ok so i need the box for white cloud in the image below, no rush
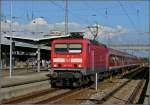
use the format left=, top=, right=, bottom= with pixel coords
left=50, top=22, right=86, bottom=32
left=30, top=17, right=48, bottom=25
left=83, top=24, right=127, bottom=41
left=1, top=20, right=23, bottom=32
left=1, top=18, right=127, bottom=43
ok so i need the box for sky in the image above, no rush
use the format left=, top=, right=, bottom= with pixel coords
left=1, top=0, right=149, bottom=57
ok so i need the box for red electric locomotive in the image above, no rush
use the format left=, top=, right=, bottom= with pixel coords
left=50, top=39, right=140, bottom=87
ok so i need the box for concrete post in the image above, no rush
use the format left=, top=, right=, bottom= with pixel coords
left=95, top=72, right=98, bottom=91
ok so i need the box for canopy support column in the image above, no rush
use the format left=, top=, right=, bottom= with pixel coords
left=37, top=44, right=40, bottom=72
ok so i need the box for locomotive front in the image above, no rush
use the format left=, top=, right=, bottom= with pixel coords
left=50, top=39, right=87, bottom=87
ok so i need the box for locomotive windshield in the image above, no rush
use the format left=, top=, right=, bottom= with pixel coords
left=69, top=44, right=82, bottom=53
left=55, top=44, right=68, bottom=53
left=55, top=43, right=82, bottom=53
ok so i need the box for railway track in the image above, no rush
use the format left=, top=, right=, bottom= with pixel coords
left=2, top=66, right=147, bottom=104
left=44, top=66, right=147, bottom=104
left=125, top=68, right=148, bottom=104
left=34, top=67, right=147, bottom=104
left=2, top=80, right=93, bottom=104
left=2, top=88, right=66, bottom=104
left=2, top=84, right=92, bottom=104
left=36, top=88, right=89, bottom=104
left=93, top=67, right=148, bottom=104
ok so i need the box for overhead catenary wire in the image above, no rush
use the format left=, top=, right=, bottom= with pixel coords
left=83, top=1, right=106, bottom=19
left=83, top=1, right=147, bottom=16
left=83, top=1, right=114, bottom=45
left=49, top=0, right=90, bottom=24
left=31, top=0, right=34, bottom=20
left=118, top=1, right=140, bottom=33
left=127, top=2, right=143, bottom=33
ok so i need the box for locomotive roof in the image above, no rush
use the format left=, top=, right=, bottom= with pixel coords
left=88, top=40, right=137, bottom=58
left=89, top=40, right=137, bottom=58
left=53, top=38, right=107, bottom=48
left=109, top=48, right=137, bottom=58
left=89, top=39, right=107, bottom=48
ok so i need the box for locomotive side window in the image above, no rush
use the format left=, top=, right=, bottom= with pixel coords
left=55, top=44, right=68, bottom=53
left=69, top=44, right=82, bottom=53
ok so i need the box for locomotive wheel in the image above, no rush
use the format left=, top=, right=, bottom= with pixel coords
left=99, top=76, right=104, bottom=81
left=88, top=75, right=94, bottom=85
left=78, top=78, right=83, bottom=87
left=72, top=82, right=81, bottom=88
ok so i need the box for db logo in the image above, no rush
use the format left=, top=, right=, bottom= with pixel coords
left=65, top=58, right=71, bottom=62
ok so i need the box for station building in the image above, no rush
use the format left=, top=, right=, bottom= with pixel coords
left=1, top=32, right=50, bottom=69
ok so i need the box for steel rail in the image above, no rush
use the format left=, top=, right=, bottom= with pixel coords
left=1, top=66, right=144, bottom=104
left=37, top=67, right=143, bottom=104
left=125, top=70, right=147, bottom=104
left=1, top=88, right=60, bottom=104
left=96, top=67, right=145, bottom=104
left=36, top=87, right=89, bottom=104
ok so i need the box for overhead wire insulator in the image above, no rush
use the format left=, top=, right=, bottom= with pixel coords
left=137, top=9, right=140, bottom=17
left=105, top=8, right=108, bottom=18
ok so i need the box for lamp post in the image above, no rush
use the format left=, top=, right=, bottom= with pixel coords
left=148, top=0, right=150, bottom=104
left=0, top=0, right=2, bottom=74
left=65, top=0, right=68, bottom=35
left=9, top=0, right=13, bottom=78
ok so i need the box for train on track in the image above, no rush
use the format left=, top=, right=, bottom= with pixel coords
left=50, top=38, right=140, bottom=87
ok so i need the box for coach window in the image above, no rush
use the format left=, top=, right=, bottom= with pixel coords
left=69, top=44, right=82, bottom=53
left=55, top=44, right=68, bottom=53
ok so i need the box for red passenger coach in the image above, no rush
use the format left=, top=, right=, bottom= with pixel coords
left=50, top=39, right=140, bottom=87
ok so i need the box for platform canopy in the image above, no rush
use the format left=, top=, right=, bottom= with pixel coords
left=5, top=34, right=71, bottom=45
left=5, top=33, right=72, bottom=73
left=4, top=31, right=86, bottom=46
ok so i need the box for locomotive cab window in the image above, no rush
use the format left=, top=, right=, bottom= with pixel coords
left=55, top=44, right=68, bottom=53
left=69, top=44, right=82, bottom=53
left=54, top=43, right=82, bottom=53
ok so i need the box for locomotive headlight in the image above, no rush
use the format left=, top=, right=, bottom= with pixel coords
left=53, top=64, right=58, bottom=67
left=78, top=64, right=82, bottom=68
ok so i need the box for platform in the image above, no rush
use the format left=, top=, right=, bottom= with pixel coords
left=0, top=69, right=51, bottom=100
left=1, top=68, right=50, bottom=87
